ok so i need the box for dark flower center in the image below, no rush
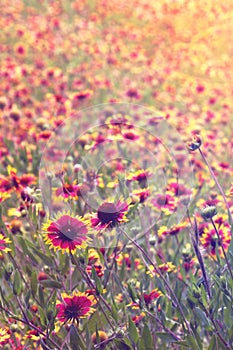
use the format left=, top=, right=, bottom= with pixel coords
left=59, top=224, right=77, bottom=241
left=64, top=307, right=79, bottom=320
left=157, top=195, right=167, bottom=206
left=97, top=203, right=119, bottom=225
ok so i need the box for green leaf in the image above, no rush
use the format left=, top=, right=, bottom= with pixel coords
left=8, top=234, right=16, bottom=257
left=39, top=280, right=62, bottom=289
left=31, top=270, right=38, bottom=297
left=156, top=332, right=178, bottom=343
left=114, top=339, right=133, bottom=350
left=173, top=341, right=189, bottom=348
left=224, top=306, right=233, bottom=328
left=128, top=317, right=139, bottom=345
left=70, top=324, right=86, bottom=350
left=139, top=324, right=153, bottom=350
left=190, top=323, right=203, bottom=350
left=111, top=303, right=119, bottom=323
left=0, top=286, right=10, bottom=309
left=13, top=269, right=21, bottom=295
left=194, top=307, right=209, bottom=326
left=208, top=335, right=216, bottom=350
left=38, top=305, right=47, bottom=327
left=39, top=285, right=45, bottom=307
left=24, top=290, right=31, bottom=307
left=30, top=246, right=54, bottom=267
left=17, top=236, right=29, bottom=255
left=185, top=335, right=202, bottom=350
left=86, top=311, right=107, bottom=334
left=91, top=266, right=103, bottom=295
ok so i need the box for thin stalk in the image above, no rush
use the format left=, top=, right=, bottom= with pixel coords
left=71, top=254, right=115, bottom=331
left=199, top=148, right=233, bottom=224
left=210, top=217, right=233, bottom=280
left=8, top=252, right=29, bottom=289
left=119, top=227, right=192, bottom=334
left=145, top=309, right=181, bottom=341
left=198, top=301, right=231, bottom=350
left=186, top=209, right=212, bottom=299
left=0, top=304, right=61, bottom=349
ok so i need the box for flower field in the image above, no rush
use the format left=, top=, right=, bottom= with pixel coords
left=1, top=0, right=233, bottom=349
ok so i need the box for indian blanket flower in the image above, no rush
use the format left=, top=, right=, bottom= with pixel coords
left=0, top=192, right=10, bottom=203
left=227, top=184, right=233, bottom=197
left=147, top=262, right=177, bottom=277
left=200, top=217, right=231, bottom=258
left=56, top=291, right=96, bottom=324
left=158, top=222, right=188, bottom=239
left=131, top=188, right=150, bottom=203
left=43, top=213, right=91, bottom=253
left=55, top=183, right=79, bottom=199
left=0, top=165, right=36, bottom=194
left=132, top=312, right=146, bottom=325
left=0, top=327, right=10, bottom=344
left=0, top=234, right=11, bottom=253
left=166, top=179, right=192, bottom=197
left=127, top=169, right=152, bottom=188
left=91, top=200, right=129, bottom=230
left=128, top=288, right=163, bottom=309
left=86, top=248, right=104, bottom=277
left=116, top=253, right=143, bottom=270
left=151, top=193, right=177, bottom=215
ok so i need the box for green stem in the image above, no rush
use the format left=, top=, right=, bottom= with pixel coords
left=145, top=309, right=181, bottom=341
left=198, top=149, right=233, bottom=224
left=198, top=301, right=231, bottom=350
left=210, top=217, right=233, bottom=280
left=0, top=304, right=61, bottom=349
left=119, top=228, right=192, bottom=334
left=71, top=254, right=115, bottom=331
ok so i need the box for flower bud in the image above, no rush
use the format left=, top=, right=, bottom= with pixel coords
left=38, top=272, right=49, bottom=281
left=4, top=263, right=14, bottom=280
left=186, top=134, right=202, bottom=151
left=201, top=206, right=217, bottom=220
left=91, top=330, right=108, bottom=344
left=115, top=328, right=125, bottom=338
left=192, top=286, right=201, bottom=299
left=10, top=324, right=18, bottom=332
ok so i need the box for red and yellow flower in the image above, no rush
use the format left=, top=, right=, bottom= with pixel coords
left=127, top=169, right=152, bottom=188
left=147, top=262, right=177, bottom=277
left=0, top=327, right=10, bottom=344
left=43, top=213, right=91, bottom=253
left=200, top=216, right=231, bottom=258
left=0, top=234, right=11, bottom=253
left=56, top=291, right=96, bottom=324
left=91, top=200, right=129, bottom=231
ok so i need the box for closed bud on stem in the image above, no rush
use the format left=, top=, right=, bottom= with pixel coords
left=201, top=205, right=217, bottom=220
left=4, top=263, right=14, bottom=280
left=149, top=236, right=156, bottom=246
left=115, top=328, right=125, bottom=338
left=192, top=286, right=201, bottom=299
left=186, top=134, right=202, bottom=151
left=91, top=330, right=108, bottom=344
